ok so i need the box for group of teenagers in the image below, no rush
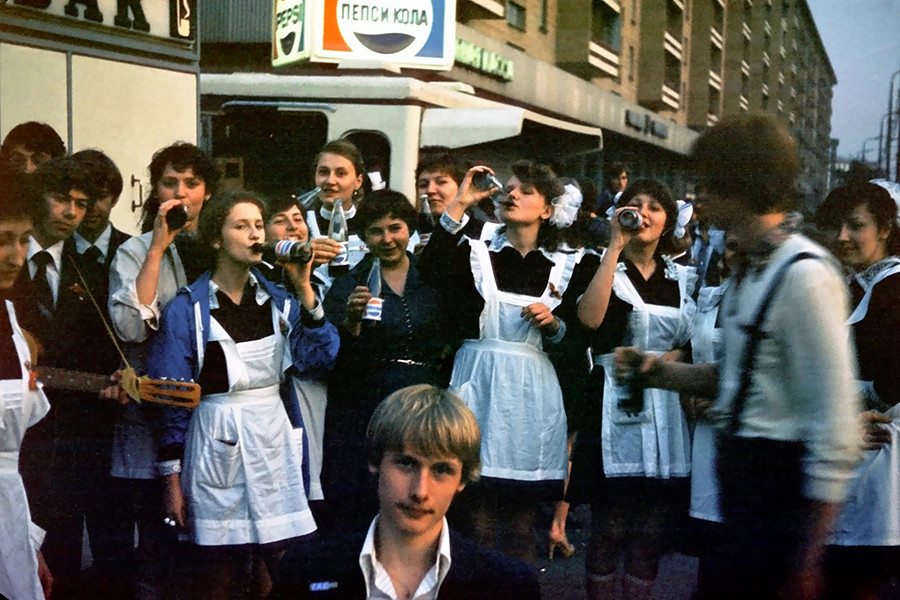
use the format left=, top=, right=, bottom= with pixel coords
left=0, top=111, right=897, bottom=600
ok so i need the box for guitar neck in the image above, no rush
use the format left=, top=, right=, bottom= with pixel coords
left=36, top=366, right=110, bottom=394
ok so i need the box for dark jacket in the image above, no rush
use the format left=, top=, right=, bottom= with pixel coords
left=269, top=529, right=541, bottom=600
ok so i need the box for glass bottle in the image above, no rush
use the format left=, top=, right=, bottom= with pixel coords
left=362, top=257, right=383, bottom=322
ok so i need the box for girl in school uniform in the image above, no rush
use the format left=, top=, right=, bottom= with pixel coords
left=147, top=190, right=339, bottom=599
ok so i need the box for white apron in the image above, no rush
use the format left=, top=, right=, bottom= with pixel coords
left=0, top=301, right=50, bottom=600
left=183, top=310, right=315, bottom=546
left=450, top=240, right=575, bottom=481
left=688, top=282, right=728, bottom=523
left=599, top=263, right=694, bottom=478
left=288, top=377, right=327, bottom=501
left=831, top=264, right=900, bottom=546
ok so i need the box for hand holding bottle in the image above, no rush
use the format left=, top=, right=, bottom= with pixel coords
left=344, top=285, right=373, bottom=336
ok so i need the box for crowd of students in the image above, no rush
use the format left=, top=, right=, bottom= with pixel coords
left=1, top=113, right=898, bottom=600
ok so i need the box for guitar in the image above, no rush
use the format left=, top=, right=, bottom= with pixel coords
left=32, top=365, right=201, bottom=408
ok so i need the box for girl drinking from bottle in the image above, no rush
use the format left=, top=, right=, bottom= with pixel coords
left=147, top=190, right=338, bottom=599
left=418, top=161, right=585, bottom=565
left=569, top=179, right=695, bottom=600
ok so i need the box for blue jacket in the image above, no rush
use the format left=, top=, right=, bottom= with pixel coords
left=148, top=269, right=339, bottom=450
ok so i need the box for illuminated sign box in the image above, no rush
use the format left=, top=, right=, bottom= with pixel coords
left=273, top=0, right=457, bottom=70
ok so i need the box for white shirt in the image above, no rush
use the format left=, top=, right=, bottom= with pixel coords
left=359, top=516, right=452, bottom=600
left=73, top=224, right=112, bottom=262
left=708, top=234, right=862, bottom=502
left=26, top=237, right=65, bottom=305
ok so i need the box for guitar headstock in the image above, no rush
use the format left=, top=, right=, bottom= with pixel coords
left=138, top=378, right=201, bottom=408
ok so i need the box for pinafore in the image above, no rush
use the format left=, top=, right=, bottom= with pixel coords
left=450, top=239, right=576, bottom=481
left=183, top=304, right=315, bottom=546
left=831, top=261, right=900, bottom=546
left=688, top=282, right=729, bottom=522
left=0, top=301, right=50, bottom=600
left=599, top=261, right=695, bottom=478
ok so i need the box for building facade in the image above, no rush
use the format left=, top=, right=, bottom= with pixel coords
left=200, top=0, right=835, bottom=204
left=0, top=0, right=201, bottom=234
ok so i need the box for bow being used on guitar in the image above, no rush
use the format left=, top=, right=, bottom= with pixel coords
left=25, top=255, right=201, bottom=409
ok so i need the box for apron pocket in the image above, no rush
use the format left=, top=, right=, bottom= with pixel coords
left=196, top=438, right=244, bottom=489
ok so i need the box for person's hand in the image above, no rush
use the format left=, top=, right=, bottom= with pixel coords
left=98, top=369, right=130, bottom=405
left=453, top=166, right=500, bottom=212
left=37, top=550, right=53, bottom=599
left=613, top=346, right=661, bottom=385
left=309, top=238, right=341, bottom=267
left=164, top=473, right=187, bottom=529
left=607, top=206, right=639, bottom=252
left=149, top=199, right=185, bottom=253
left=343, top=286, right=372, bottom=335
left=521, top=302, right=559, bottom=333
left=861, top=411, right=893, bottom=450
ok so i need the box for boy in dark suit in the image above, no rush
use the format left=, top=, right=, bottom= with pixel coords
left=13, top=156, right=126, bottom=599
left=271, top=384, right=541, bottom=600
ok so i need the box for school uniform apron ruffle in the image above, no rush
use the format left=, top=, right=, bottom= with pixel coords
left=0, top=301, right=50, bottom=600
left=831, top=264, right=900, bottom=546
left=184, top=314, right=314, bottom=547
left=599, top=262, right=695, bottom=478
left=449, top=239, right=576, bottom=482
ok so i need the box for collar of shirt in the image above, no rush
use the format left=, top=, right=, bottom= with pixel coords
left=207, top=272, right=270, bottom=310
left=853, top=255, right=900, bottom=292
left=359, top=515, right=452, bottom=600
left=73, top=224, right=112, bottom=261
left=488, top=227, right=556, bottom=262
left=27, top=237, right=65, bottom=277
left=319, top=202, right=357, bottom=222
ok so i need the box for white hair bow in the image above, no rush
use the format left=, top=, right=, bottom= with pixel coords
left=549, top=184, right=583, bottom=228
left=871, top=179, right=900, bottom=225
left=674, top=200, right=693, bottom=239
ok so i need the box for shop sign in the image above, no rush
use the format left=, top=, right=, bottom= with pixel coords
left=0, top=0, right=195, bottom=41
left=273, top=0, right=309, bottom=66
left=305, top=0, right=456, bottom=70
left=455, top=38, right=513, bottom=81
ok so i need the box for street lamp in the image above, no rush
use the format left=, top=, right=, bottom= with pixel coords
left=860, top=136, right=880, bottom=165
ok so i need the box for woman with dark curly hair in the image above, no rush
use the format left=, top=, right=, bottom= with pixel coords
left=320, top=189, right=447, bottom=533
left=816, top=180, right=900, bottom=600
left=418, top=160, right=585, bottom=565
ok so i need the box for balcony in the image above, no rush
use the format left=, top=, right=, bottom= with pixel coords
left=741, top=60, right=751, bottom=76
left=761, top=83, right=769, bottom=95
left=740, top=95, right=749, bottom=110
left=664, top=31, right=682, bottom=60
left=589, top=41, right=620, bottom=78
left=709, top=70, right=722, bottom=90
left=742, top=23, right=752, bottom=38
left=762, top=51, right=770, bottom=66
left=711, top=26, right=724, bottom=48
left=707, top=113, right=719, bottom=127
left=764, top=20, right=771, bottom=35
left=662, top=83, right=680, bottom=109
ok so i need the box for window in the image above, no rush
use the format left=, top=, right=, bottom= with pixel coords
left=593, top=0, right=622, bottom=51
left=507, top=1, right=526, bottom=30
left=539, top=0, right=549, bottom=31
left=628, top=45, right=635, bottom=81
